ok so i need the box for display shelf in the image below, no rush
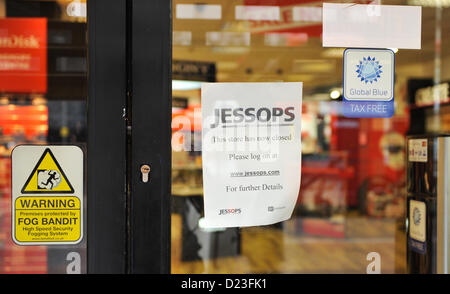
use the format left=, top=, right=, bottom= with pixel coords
left=410, top=100, right=450, bottom=110
left=301, top=166, right=355, bottom=179
left=172, top=164, right=202, bottom=171
left=172, top=185, right=203, bottom=196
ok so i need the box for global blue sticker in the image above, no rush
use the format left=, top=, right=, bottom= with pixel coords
left=343, top=48, right=395, bottom=118
left=342, top=101, right=394, bottom=118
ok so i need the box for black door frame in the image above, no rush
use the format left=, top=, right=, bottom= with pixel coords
left=87, top=0, right=171, bottom=274
left=87, top=0, right=127, bottom=274
left=129, top=0, right=171, bottom=274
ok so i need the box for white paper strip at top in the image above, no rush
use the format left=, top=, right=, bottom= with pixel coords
left=322, top=3, right=422, bottom=49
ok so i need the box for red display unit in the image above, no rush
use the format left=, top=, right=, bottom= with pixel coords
left=0, top=18, right=47, bottom=94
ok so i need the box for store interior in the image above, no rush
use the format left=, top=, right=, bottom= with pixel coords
left=170, top=0, right=450, bottom=274
left=0, top=0, right=87, bottom=273
left=0, top=0, right=448, bottom=273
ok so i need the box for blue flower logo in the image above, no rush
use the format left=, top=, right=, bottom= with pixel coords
left=356, top=56, right=382, bottom=84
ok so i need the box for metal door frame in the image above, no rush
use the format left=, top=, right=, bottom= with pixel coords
left=128, top=0, right=171, bottom=274
left=87, top=0, right=171, bottom=274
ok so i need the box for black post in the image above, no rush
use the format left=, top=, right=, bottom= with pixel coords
left=130, top=0, right=172, bottom=273
left=87, top=0, right=128, bottom=274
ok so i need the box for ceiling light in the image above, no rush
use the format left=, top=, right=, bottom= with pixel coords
left=172, top=80, right=202, bottom=91
left=330, top=89, right=341, bottom=99
left=206, top=32, right=250, bottom=47
left=176, top=4, right=222, bottom=20
left=235, top=5, right=280, bottom=21
left=67, top=2, right=86, bottom=18
left=389, top=48, right=399, bottom=53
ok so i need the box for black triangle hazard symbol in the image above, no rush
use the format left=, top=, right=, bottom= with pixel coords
left=21, top=148, right=74, bottom=194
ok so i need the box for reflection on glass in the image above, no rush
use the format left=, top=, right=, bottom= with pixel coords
left=235, top=5, right=280, bottom=21
left=0, top=0, right=87, bottom=274
left=172, top=0, right=449, bottom=274
left=176, top=4, right=222, bottom=20
left=206, top=32, right=251, bottom=47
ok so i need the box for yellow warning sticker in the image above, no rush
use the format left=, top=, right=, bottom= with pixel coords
left=21, top=148, right=74, bottom=194
left=12, top=145, right=83, bottom=245
left=14, top=196, right=81, bottom=243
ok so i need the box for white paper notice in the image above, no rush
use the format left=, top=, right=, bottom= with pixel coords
left=409, top=200, right=426, bottom=242
left=201, top=83, right=302, bottom=228
left=322, top=3, right=422, bottom=49
left=408, top=139, right=428, bottom=162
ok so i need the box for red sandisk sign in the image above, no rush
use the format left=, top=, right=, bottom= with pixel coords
left=0, top=18, right=47, bottom=94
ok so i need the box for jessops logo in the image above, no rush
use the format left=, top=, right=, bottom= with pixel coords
left=356, top=56, right=382, bottom=84
left=171, top=104, right=298, bottom=154
left=210, top=107, right=295, bottom=128
left=218, top=208, right=242, bottom=216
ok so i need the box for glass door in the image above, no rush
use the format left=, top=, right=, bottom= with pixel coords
left=0, top=0, right=129, bottom=274
left=170, top=0, right=450, bottom=274
left=0, top=0, right=88, bottom=274
left=4, top=0, right=448, bottom=276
